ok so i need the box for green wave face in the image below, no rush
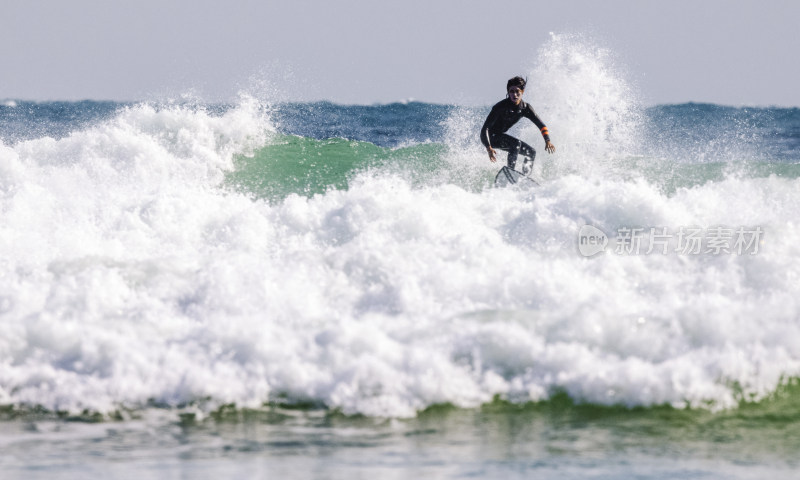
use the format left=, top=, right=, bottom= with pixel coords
left=226, top=134, right=450, bottom=202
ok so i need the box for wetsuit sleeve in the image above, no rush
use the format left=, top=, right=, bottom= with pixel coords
left=480, top=105, right=501, bottom=147
left=524, top=104, right=551, bottom=143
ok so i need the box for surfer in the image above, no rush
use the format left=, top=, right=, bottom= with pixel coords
left=480, top=76, right=555, bottom=175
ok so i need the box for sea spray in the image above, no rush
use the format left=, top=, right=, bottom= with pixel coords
left=525, top=32, right=642, bottom=179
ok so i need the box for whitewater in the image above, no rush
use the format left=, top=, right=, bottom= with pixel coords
left=1, top=35, right=800, bottom=428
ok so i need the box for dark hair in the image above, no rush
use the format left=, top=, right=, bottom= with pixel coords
left=506, top=76, right=527, bottom=91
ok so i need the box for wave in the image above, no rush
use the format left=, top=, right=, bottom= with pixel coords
left=2, top=144, right=799, bottom=417
left=2, top=37, right=800, bottom=419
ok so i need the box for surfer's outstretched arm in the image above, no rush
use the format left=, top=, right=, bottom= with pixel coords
left=522, top=106, right=556, bottom=154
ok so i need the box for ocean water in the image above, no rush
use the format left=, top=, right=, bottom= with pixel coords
left=2, top=36, right=800, bottom=479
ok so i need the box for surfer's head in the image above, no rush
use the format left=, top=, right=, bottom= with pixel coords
left=507, top=76, right=526, bottom=105
left=507, top=76, right=526, bottom=91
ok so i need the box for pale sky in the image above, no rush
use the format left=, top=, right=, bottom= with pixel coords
left=3, top=0, right=798, bottom=106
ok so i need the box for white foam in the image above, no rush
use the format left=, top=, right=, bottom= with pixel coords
left=2, top=126, right=799, bottom=416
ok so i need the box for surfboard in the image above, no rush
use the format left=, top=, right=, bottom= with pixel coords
left=494, top=166, right=539, bottom=188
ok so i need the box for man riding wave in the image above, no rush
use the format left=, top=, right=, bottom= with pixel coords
left=481, top=76, right=555, bottom=175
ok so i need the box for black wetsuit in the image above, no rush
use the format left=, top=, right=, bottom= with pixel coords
left=480, top=98, right=551, bottom=172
